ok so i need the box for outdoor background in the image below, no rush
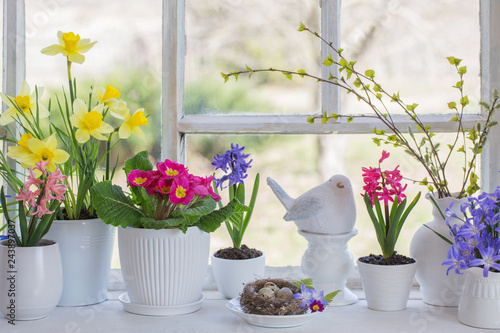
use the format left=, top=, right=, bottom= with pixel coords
left=1, top=0, right=481, bottom=268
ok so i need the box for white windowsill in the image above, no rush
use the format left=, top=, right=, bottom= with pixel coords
left=0, top=266, right=487, bottom=333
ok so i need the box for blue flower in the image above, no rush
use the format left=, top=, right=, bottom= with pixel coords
left=469, top=245, right=500, bottom=277
left=212, top=143, right=252, bottom=189
left=293, top=284, right=314, bottom=308
left=443, top=245, right=467, bottom=275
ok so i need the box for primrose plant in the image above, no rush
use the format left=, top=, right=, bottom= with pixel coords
left=362, top=151, right=421, bottom=259
left=212, top=143, right=260, bottom=249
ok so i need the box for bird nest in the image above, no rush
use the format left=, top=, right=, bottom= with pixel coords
left=239, top=278, right=307, bottom=316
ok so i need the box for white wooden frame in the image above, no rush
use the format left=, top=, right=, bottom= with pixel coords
left=2, top=0, right=500, bottom=192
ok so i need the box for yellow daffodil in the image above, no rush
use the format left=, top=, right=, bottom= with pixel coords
left=70, top=98, right=114, bottom=143
left=41, top=31, right=97, bottom=64
left=15, top=134, right=70, bottom=172
left=93, top=85, right=122, bottom=118
left=0, top=81, right=49, bottom=126
left=7, top=133, right=36, bottom=168
left=119, top=108, right=148, bottom=140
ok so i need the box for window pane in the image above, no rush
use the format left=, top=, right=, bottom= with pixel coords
left=340, top=1, right=480, bottom=116
left=184, top=0, right=321, bottom=115
left=24, top=0, right=162, bottom=268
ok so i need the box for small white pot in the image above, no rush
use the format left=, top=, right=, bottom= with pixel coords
left=211, top=251, right=266, bottom=299
left=45, top=218, right=115, bottom=306
left=458, top=267, right=500, bottom=329
left=0, top=239, right=63, bottom=320
left=119, top=226, right=209, bottom=307
left=358, top=259, right=417, bottom=311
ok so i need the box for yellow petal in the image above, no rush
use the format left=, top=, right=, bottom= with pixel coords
left=41, top=44, right=65, bottom=56
left=68, top=52, right=85, bottom=64
left=76, top=39, right=97, bottom=53
left=52, top=149, right=70, bottom=164
left=26, top=138, right=45, bottom=154
left=19, top=81, right=31, bottom=96
left=119, top=123, right=132, bottom=139
left=75, top=128, right=90, bottom=143
left=132, top=127, right=146, bottom=141
left=72, top=99, right=88, bottom=119
left=44, top=134, right=57, bottom=151
left=97, top=122, right=114, bottom=134
left=0, top=108, right=18, bottom=125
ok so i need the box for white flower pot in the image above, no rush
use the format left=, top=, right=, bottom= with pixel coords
left=410, top=193, right=467, bottom=306
left=0, top=239, right=63, bottom=320
left=458, top=267, right=500, bottom=329
left=45, top=218, right=115, bottom=306
left=358, top=259, right=417, bottom=311
left=118, top=226, right=209, bottom=310
left=211, top=251, right=266, bottom=299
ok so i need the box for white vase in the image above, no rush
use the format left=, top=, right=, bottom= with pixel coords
left=211, top=251, right=266, bottom=299
left=409, top=193, right=467, bottom=306
left=0, top=239, right=63, bottom=321
left=44, top=218, right=115, bottom=306
left=458, top=267, right=500, bottom=329
left=299, top=229, right=358, bottom=306
left=118, top=226, right=209, bottom=310
left=358, top=259, right=417, bottom=311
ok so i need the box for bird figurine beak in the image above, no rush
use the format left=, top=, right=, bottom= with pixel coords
left=337, top=182, right=344, bottom=188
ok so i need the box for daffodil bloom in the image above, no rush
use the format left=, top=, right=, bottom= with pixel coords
left=41, top=31, right=97, bottom=64
left=21, top=134, right=70, bottom=172
left=93, top=85, right=121, bottom=115
left=0, top=81, right=49, bottom=126
left=119, top=108, right=148, bottom=140
left=70, top=98, right=114, bottom=143
left=7, top=133, right=36, bottom=168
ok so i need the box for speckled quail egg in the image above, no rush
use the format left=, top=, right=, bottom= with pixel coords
left=276, top=287, right=293, bottom=300
left=264, top=282, right=280, bottom=293
left=258, top=287, right=275, bottom=299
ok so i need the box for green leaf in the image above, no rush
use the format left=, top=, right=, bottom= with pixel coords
left=339, top=58, right=348, bottom=68
left=446, top=56, right=462, bottom=66
left=298, top=69, right=306, bottom=77
left=221, top=73, right=229, bottom=83
left=292, top=278, right=314, bottom=289
left=330, top=113, right=339, bottom=121
left=90, top=181, right=145, bottom=228
left=324, top=290, right=340, bottom=304
left=450, top=116, right=459, bottom=122
left=124, top=151, right=153, bottom=177
left=195, top=198, right=249, bottom=233
left=376, top=93, right=382, bottom=99
left=347, top=116, right=354, bottom=123
left=283, top=72, right=293, bottom=80
left=460, top=95, right=469, bottom=106
left=406, top=103, right=418, bottom=112
left=353, top=78, right=361, bottom=88
left=365, top=69, right=375, bottom=78
left=307, top=117, right=315, bottom=124
left=298, top=22, right=306, bottom=31
left=323, top=55, right=334, bottom=67
left=448, top=101, right=457, bottom=109
left=458, top=66, right=467, bottom=75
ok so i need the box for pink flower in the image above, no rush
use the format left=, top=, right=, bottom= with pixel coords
left=157, top=159, right=189, bottom=178
left=379, top=150, right=390, bottom=164
left=128, top=170, right=153, bottom=188
left=169, top=176, right=194, bottom=205
left=309, top=300, right=325, bottom=312
left=157, top=178, right=173, bottom=195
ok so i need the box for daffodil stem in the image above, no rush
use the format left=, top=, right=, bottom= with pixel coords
left=105, top=133, right=113, bottom=181
left=67, top=59, right=75, bottom=104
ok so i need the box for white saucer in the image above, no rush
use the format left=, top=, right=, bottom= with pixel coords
left=119, top=293, right=205, bottom=316
left=226, top=298, right=322, bottom=328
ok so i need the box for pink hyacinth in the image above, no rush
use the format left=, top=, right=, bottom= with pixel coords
left=362, top=151, right=407, bottom=206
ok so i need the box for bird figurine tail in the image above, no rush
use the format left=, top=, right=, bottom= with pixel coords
left=266, top=177, right=295, bottom=211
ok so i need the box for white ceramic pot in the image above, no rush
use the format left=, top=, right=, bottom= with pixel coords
left=45, top=218, right=115, bottom=306
left=0, top=239, right=63, bottom=321
left=118, top=226, right=209, bottom=308
left=211, top=251, right=266, bottom=299
left=358, top=259, right=417, bottom=311
left=299, top=229, right=358, bottom=306
left=409, top=193, right=467, bottom=306
left=458, top=267, right=500, bottom=329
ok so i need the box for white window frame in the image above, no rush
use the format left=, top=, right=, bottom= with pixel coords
left=3, top=0, right=500, bottom=193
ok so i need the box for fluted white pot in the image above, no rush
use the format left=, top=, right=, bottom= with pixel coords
left=410, top=194, right=467, bottom=306
left=0, top=239, right=63, bottom=320
left=458, top=268, right=500, bottom=329
left=211, top=251, right=265, bottom=299
left=45, top=218, right=115, bottom=306
left=118, top=226, right=209, bottom=308
left=358, top=259, right=417, bottom=311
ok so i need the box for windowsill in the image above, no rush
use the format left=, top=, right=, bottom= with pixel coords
left=0, top=267, right=485, bottom=332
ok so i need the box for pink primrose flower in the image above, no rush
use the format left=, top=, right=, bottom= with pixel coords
left=157, top=178, right=173, bottom=195
left=169, top=176, right=194, bottom=205
left=157, top=159, right=189, bottom=178
left=128, top=170, right=153, bottom=188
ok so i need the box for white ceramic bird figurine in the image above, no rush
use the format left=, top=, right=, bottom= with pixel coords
left=267, top=175, right=356, bottom=235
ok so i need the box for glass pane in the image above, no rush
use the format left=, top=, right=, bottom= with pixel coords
left=187, top=132, right=474, bottom=266
left=184, top=0, right=321, bottom=115
left=340, top=1, right=480, bottom=116
left=24, top=0, right=162, bottom=268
